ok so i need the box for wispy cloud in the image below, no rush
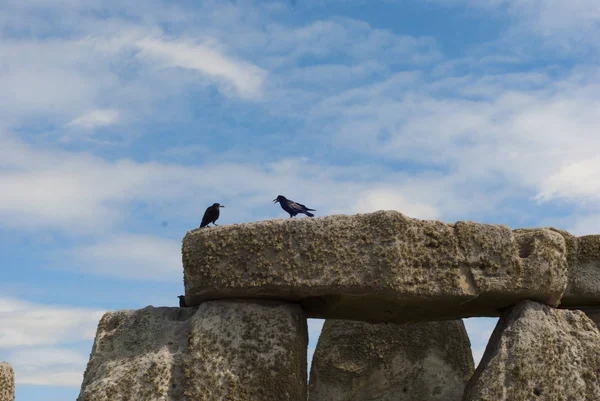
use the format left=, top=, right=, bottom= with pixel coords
left=58, top=233, right=182, bottom=281
left=422, top=0, right=600, bottom=55
left=351, top=188, right=441, bottom=219
left=136, top=37, right=267, bottom=99
left=307, top=66, right=600, bottom=213
left=0, top=133, right=446, bottom=235
left=536, top=156, right=600, bottom=204
left=5, top=347, right=88, bottom=387
left=0, top=297, right=104, bottom=348
left=66, top=109, right=120, bottom=130
left=0, top=297, right=105, bottom=387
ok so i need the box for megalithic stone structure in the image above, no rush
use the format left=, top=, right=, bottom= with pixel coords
left=0, top=362, right=15, bottom=401
left=76, top=210, right=600, bottom=401
left=77, top=301, right=308, bottom=401
left=463, top=300, right=600, bottom=401
left=182, top=211, right=569, bottom=324
left=309, top=319, right=474, bottom=401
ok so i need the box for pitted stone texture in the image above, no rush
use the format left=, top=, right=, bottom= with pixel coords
left=463, top=300, right=600, bottom=401
left=514, top=228, right=600, bottom=306
left=560, top=233, right=600, bottom=306
left=183, top=211, right=568, bottom=324
left=77, top=301, right=307, bottom=401
left=309, top=319, right=474, bottom=401
left=0, top=362, right=15, bottom=401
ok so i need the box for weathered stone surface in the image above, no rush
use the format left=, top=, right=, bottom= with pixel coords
left=78, top=300, right=307, bottom=401
left=309, top=319, right=474, bottom=401
left=183, top=211, right=568, bottom=324
left=578, top=307, right=600, bottom=330
left=514, top=228, right=600, bottom=306
left=560, top=233, right=600, bottom=306
left=463, top=300, right=600, bottom=401
left=0, top=362, right=15, bottom=401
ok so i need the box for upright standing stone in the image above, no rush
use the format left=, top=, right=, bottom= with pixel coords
left=309, top=319, right=474, bottom=401
left=463, top=300, right=600, bottom=401
left=0, top=362, right=15, bottom=401
left=78, top=301, right=307, bottom=401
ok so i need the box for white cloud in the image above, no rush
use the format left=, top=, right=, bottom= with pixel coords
left=0, top=133, right=446, bottom=235
left=264, top=18, right=441, bottom=68
left=565, top=214, right=600, bottom=236
left=136, top=37, right=267, bottom=100
left=536, top=156, right=600, bottom=204
left=66, top=109, right=120, bottom=130
left=422, top=0, right=600, bottom=54
left=58, top=233, right=182, bottom=281
left=0, top=30, right=266, bottom=134
left=309, top=66, right=600, bottom=214
left=351, top=188, right=441, bottom=220
left=0, top=297, right=104, bottom=348
left=6, top=347, right=88, bottom=387
left=0, top=297, right=105, bottom=387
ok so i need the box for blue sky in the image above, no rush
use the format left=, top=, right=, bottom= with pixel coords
left=1, top=0, right=600, bottom=399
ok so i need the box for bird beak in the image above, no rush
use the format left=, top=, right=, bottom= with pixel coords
left=220, top=205, right=225, bottom=208
left=272, top=198, right=278, bottom=203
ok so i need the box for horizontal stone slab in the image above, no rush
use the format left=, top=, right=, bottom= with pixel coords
left=78, top=301, right=307, bottom=401
left=183, top=211, right=568, bottom=324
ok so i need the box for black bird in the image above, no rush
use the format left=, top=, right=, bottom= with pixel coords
left=273, top=195, right=315, bottom=218
left=200, top=203, right=224, bottom=228
left=178, top=295, right=187, bottom=308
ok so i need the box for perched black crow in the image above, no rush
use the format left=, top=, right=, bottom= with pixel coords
left=200, top=203, right=224, bottom=228
left=273, top=195, right=315, bottom=218
left=178, top=295, right=187, bottom=308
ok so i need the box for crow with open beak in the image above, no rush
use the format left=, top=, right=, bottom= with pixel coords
left=273, top=195, right=315, bottom=218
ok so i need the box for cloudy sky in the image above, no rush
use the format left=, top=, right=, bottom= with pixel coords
left=1, top=0, right=599, bottom=399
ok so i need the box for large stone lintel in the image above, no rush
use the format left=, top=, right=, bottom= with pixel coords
left=183, top=211, right=568, bottom=324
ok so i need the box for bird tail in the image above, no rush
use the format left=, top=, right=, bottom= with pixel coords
left=304, top=211, right=315, bottom=217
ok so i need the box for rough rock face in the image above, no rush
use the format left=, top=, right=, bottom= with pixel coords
left=183, top=211, right=568, bottom=324
left=309, top=319, right=474, bottom=401
left=514, top=228, right=600, bottom=306
left=578, top=307, right=600, bottom=330
left=0, top=362, right=15, bottom=401
left=78, top=301, right=308, bottom=401
left=463, top=300, right=600, bottom=401
left=557, top=232, right=600, bottom=306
